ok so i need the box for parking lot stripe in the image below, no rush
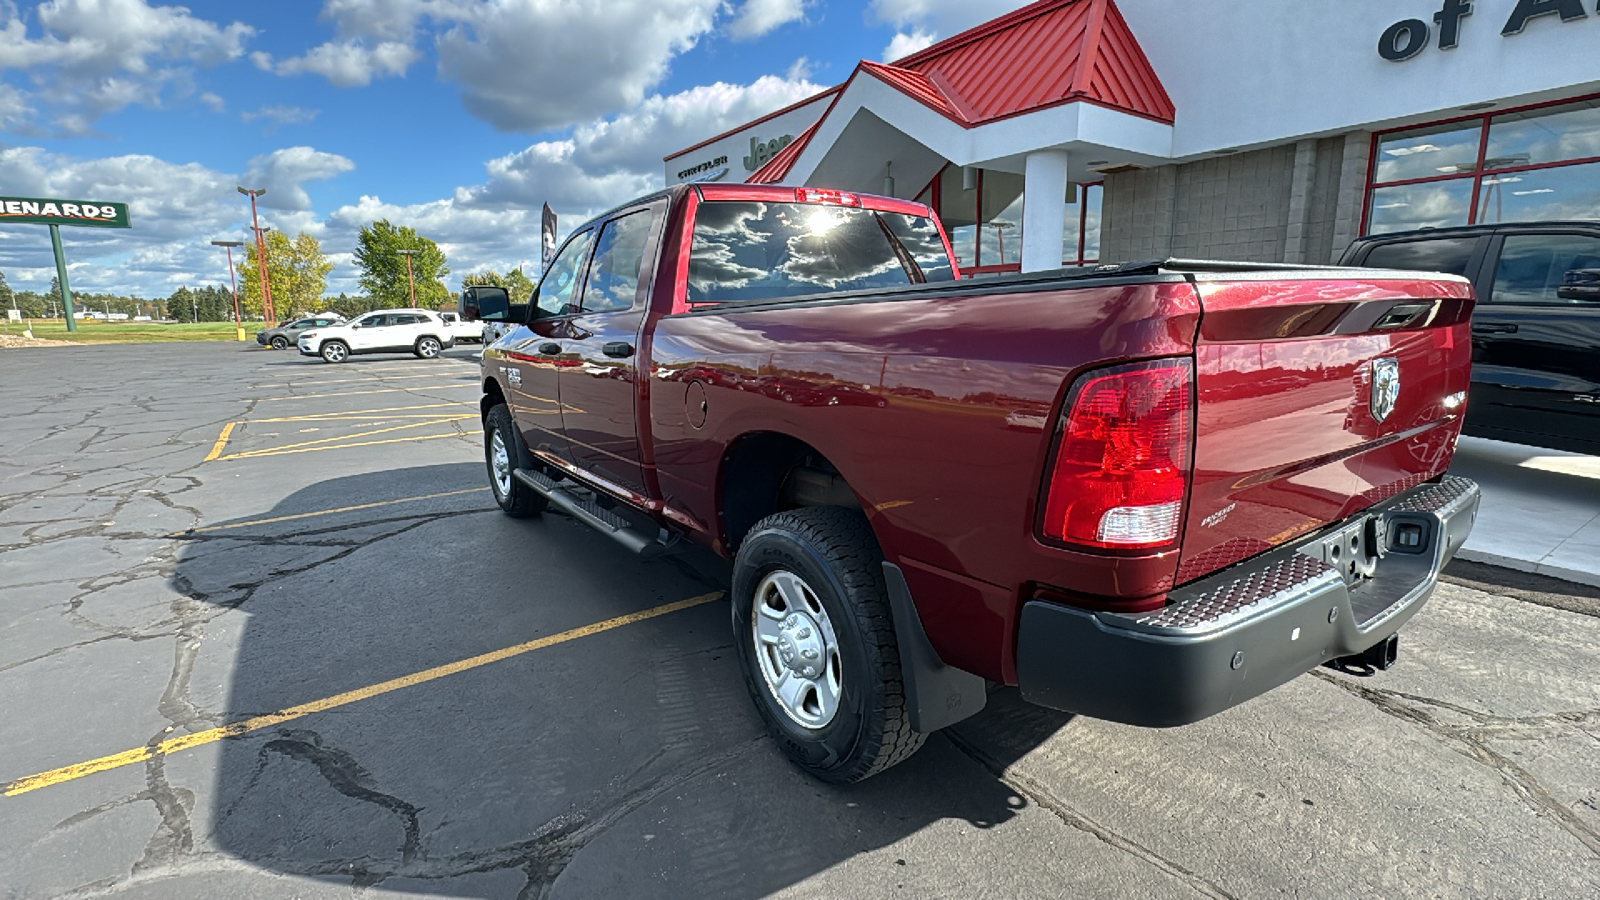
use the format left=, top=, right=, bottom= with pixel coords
left=2, top=591, right=724, bottom=797
left=180, top=488, right=486, bottom=534
left=216, top=416, right=478, bottom=459
left=258, top=385, right=474, bottom=402
left=202, top=422, right=237, bottom=462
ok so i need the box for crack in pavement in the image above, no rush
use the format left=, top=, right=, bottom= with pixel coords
left=940, top=729, right=1239, bottom=900
left=1312, top=670, right=1600, bottom=857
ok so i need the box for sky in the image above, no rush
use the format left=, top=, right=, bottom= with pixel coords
left=0, top=0, right=1032, bottom=300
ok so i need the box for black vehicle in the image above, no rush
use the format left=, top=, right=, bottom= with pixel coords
left=1340, top=222, right=1600, bottom=456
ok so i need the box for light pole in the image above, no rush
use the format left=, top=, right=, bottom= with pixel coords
left=396, top=249, right=418, bottom=307
left=212, top=240, right=246, bottom=341
left=237, top=187, right=275, bottom=324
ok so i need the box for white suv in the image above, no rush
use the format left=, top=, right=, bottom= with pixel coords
left=297, top=309, right=456, bottom=363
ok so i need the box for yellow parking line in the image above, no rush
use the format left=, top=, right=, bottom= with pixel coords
left=202, top=422, right=237, bottom=462
left=2, top=592, right=724, bottom=797
left=179, top=489, right=486, bottom=535
left=214, top=431, right=467, bottom=461
left=252, top=402, right=475, bottom=422
left=258, top=385, right=473, bottom=402
left=230, top=416, right=477, bottom=455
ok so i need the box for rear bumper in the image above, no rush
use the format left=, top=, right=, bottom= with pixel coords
left=1016, top=476, right=1479, bottom=727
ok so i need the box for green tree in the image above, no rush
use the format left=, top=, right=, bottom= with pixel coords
left=325, top=292, right=381, bottom=318
left=353, top=220, right=450, bottom=310
left=238, top=231, right=335, bottom=320
left=505, top=268, right=534, bottom=304
left=168, top=287, right=198, bottom=323
left=0, top=269, right=12, bottom=311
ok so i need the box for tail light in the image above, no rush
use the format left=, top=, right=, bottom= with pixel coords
left=796, top=188, right=861, bottom=207
left=1042, top=359, right=1194, bottom=549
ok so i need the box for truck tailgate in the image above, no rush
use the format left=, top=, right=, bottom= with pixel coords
left=1175, top=273, right=1474, bottom=585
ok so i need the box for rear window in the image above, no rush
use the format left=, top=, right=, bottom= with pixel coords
left=1359, top=237, right=1478, bottom=276
left=687, top=201, right=954, bottom=305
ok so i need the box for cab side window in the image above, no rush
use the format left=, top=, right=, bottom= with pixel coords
left=1491, top=234, right=1600, bottom=305
left=535, top=230, right=595, bottom=318
left=1361, top=237, right=1478, bottom=276
left=582, top=210, right=658, bottom=313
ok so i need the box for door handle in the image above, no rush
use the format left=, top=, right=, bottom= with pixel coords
left=602, top=341, right=635, bottom=358
left=1471, top=323, right=1518, bottom=334
left=538, top=342, right=562, bottom=355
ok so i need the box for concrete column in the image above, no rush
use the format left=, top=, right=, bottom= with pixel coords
left=1021, top=149, right=1071, bottom=273
left=1283, top=139, right=1319, bottom=264
left=1329, top=131, right=1373, bottom=262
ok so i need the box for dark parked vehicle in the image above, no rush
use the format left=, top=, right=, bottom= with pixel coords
left=256, top=314, right=345, bottom=350
left=473, top=183, right=1480, bottom=782
left=1340, top=222, right=1600, bottom=455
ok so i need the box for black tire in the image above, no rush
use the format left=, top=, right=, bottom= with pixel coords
left=415, top=336, right=442, bottom=359
left=319, top=340, right=349, bottom=363
left=270, top=336, right=289, bottom=350
left=485, top=404, right=546, bottom=517
left=732, top=506, right=925, bottom=784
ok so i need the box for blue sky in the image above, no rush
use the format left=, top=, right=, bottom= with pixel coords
left=0, top=0, right=1025, bottom=299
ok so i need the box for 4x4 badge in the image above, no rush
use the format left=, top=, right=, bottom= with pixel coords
left=1371, top=357, right=1401, bottom=423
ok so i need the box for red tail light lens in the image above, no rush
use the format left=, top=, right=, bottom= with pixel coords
left=796, top=188, right=861, bottom=207
left=1042, top=359, right=1194, bottom=549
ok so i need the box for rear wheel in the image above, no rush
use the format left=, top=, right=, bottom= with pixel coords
left=415, top=336, right=442, bottom=359
left=485, top=404, right=545, bottom=517
left=732, top=506, right=925, bottom=783
left=319, top=341, right=349, bottom=363
left=270, top=336, right=289, bottom=350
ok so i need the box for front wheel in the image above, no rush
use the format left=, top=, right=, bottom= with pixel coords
left=485, top=404, right=545, bottom=517
left=415, top=337, right=442, bottom=359
left=270, top=336, right=289, bottom=350
left=732, top=506, right=925, bottom=784
left=319, top=341, right=349, bottom=363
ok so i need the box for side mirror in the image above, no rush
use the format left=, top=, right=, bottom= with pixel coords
left=1556, top=268, right=1600, bottom=302
left=462, top=286, right=511, bottom=321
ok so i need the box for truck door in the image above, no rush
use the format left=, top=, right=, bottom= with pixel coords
left=1470, top=230, right=1600, bottom=454
left=556, top=204, right=665, bottom=500
left=501, top=229, right=595, bottom=462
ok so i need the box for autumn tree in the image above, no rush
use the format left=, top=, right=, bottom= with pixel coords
left=463, top=267, right=533, bottom=304
left=354, top=220, right=450, bottom=310
left=237, top=231, right=335, bottom=320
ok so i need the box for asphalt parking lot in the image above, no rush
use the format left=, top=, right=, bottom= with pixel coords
left=2, top=342, right=1598, bottom=899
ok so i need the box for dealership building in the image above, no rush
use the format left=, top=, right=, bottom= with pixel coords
left=665, top=0, right=1600, bottom=274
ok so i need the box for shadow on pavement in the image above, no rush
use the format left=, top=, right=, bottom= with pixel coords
left=169, top=463, right=1074, bottom=897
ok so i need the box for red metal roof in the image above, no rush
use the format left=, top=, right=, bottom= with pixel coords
left=891, top=0, right=1174, bottom=125
left=741, top=0, right=1173, bottom=185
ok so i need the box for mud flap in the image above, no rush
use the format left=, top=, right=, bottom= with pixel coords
left=882, top=562, right=987, bottom=732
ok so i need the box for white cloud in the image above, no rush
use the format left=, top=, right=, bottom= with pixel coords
left=0, top=0, right=253, bottom=133
left=433, top=0, right=722, bottom=132
left=198, top=91, right=225, bottom=112
left=883, top=29, right=935, bottom=61
left=241, top=105, right=319, bottom=127
left=242, top=147, right=356, bottom=211
left=727, top=0, right=808, bottom=41
left=259, top=39, right=421, bottom=88
left=868, top=0, right=1033, bottom=38
left=320, top=0, right=430, bottom=41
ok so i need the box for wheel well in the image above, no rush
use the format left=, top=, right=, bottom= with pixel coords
left=720, top=432, right=860, bottom=553
left=480, top=378, right=506, bottom=422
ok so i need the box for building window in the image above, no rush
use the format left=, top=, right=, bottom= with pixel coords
left=922, top=164, right=1101, bottom=272
left=1365, top=95, right=1600, bottom=234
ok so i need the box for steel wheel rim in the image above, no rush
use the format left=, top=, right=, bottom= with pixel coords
left=490, top=429, right=512, bottom=497
left=751, top=569, right=842, bottom=730
left=324, top=343, right=346, bottom=362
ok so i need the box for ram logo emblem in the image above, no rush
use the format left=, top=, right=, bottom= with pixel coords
left=1371, top=357, right=1401, bottom=424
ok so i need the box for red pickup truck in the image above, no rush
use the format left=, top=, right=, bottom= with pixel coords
left=471, top=183, right=1480, bottom=783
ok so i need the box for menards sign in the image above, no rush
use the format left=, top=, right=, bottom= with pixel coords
left=0, top=196, right=130, bottom=228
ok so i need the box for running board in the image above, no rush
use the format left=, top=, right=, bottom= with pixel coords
left=512, top=468, right=676, bottom=559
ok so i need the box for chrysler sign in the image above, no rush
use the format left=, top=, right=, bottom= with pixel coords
left=1380, top=0, right=1594, bottom=61
left=0, top=196, right=131, bottom=228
